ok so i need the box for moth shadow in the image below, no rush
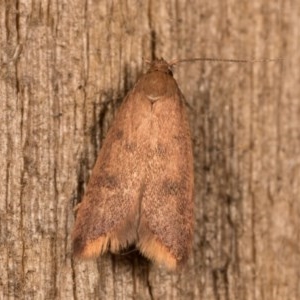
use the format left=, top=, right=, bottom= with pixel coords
left=110, top=246, right=151, bottom=272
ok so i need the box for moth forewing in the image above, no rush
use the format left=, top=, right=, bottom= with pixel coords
left=72, top=58, right=194, bottom=270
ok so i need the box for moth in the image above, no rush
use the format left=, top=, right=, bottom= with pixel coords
left=72, top=58, right=194, bottom=270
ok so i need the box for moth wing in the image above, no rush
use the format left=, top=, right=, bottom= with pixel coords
left=72, top=90, right=150, bottom=258
left=137, top=93, right=194, bottom=270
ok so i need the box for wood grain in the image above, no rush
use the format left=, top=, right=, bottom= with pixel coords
left=0, top=0, right=298, bottom=299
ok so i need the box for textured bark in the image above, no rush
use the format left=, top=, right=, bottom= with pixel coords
left=0, top=0, right=299, bottom=299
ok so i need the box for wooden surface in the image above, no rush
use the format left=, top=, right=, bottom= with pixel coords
left=0, top=0, right=299, bottom=299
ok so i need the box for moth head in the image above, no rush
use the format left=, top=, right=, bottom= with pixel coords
left=144, top=57, right=175, bottom=75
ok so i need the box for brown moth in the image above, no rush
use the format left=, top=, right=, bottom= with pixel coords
left=72, top=58, right=194, bottom=270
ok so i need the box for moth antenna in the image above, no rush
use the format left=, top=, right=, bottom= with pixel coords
left=175, top=57, right=283, bottom=64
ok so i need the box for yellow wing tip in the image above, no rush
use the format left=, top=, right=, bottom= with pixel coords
left=138, top=237, right=178, bottom=270
left=73, top=234, right=181, bottom=271
left=73, top=236, right=109, bottom=258
left=73, top=235, right=130, bottom=258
